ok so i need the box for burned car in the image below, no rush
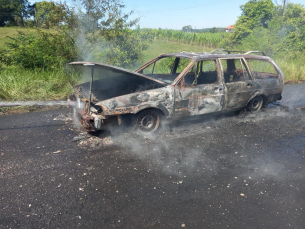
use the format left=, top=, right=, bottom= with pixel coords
left=68, top=50, right=284, bottom=133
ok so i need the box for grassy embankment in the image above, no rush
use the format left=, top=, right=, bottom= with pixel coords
left=0, top=27, right=304, bottom=102
left=274, top=58, right=305, bottom=83
left=141, top=40, right=215, bottom=64
left=0, top=27, right=79, bottom=101
left=0, top=27, right=28, bottom=47
left=0, top=28, right=215, bottom=102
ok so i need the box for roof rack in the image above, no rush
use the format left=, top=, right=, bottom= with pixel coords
left=244, top=51, right=266, bottom=56
left=181, top=51, right=198, bottom=55
left=210, top=49, right=243, bottom=54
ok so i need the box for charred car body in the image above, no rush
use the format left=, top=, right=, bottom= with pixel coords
left=68, top=50, right=284, bottom=132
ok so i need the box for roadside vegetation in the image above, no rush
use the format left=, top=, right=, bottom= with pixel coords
left=138, top=28, right=228, bottom=48
left=228, top=0, right=305, bottom=83
left=0, top=0, right=304, bottom=102
left=0, top=68, right=78, bottom=100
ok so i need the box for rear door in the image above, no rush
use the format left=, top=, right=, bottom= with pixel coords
left=219, top=58, right=257, bottom=110
left=174, top=59, right=225, bottom=117
left=245, top=58, right=283, bottom=100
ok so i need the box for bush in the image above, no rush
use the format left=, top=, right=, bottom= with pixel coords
left=0, top=29, right=77, bottom=69
left=97, top=28, right=153, bottom=69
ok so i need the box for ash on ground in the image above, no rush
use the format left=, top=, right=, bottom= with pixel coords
left=70, top=102, right=304, bottom=150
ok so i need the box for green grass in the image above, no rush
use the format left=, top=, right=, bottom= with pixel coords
left=139, top=28, right=227, bottom=48
left=275, top=58, right=305, bottom=83
left=141, top=40, right=215, bottom=64
left=0, top=27, right=30, bottom=48
left=0, top=67, right=80, bottom=101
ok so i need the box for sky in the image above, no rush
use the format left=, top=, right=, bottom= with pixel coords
left=121, top=0, right=304, bottom=30
left=39, top=0, right=305, bottom=30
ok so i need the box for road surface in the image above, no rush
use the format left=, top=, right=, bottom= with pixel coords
left=0, top=83, right=305, bottom=228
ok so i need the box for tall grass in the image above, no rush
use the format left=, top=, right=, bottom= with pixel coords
left=140, top=28, right=228, bottom=48
left=275, top=58, right=305, bottom=83
left=0, top=67, right=80, bottom=101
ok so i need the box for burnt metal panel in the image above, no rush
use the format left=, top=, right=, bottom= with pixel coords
left=69, top=61, right=167, bottom=86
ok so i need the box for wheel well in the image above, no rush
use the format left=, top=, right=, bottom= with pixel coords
left=261, top=94, right=268, bottom=105
left=136, top=108, right=165, bottom=117
left=248, top=93, right=267, bottom=106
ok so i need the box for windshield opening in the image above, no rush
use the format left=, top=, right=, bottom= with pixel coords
left=138, top=57, right=191, bottom=84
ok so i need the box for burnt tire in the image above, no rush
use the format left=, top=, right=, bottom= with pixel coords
left=134, top=109, right=161, bottom=133
left=247, top=95, right=263, bottom=112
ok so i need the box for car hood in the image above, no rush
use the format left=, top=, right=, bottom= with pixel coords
left=69, top=61, right=167, bottom=101
left=69, top=61, right=167, bottom=86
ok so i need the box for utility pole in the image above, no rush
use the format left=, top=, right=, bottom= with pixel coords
left=283, top=0, right=286, bottom=12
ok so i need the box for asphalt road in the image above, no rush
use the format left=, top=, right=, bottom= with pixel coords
left=1, top=83, right=305, bottom=229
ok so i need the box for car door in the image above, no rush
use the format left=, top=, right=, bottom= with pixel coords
left=174, top=59, right=225, bottom=117
left=219, top=58, right=257, bottom=110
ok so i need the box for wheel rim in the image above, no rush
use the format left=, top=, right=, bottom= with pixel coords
left=137, top=110, right=160, bottom=132
left=248, top=96, right=262, bottom=111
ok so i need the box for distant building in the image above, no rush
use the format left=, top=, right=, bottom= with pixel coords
left=226, top=25, right=234, bottom=33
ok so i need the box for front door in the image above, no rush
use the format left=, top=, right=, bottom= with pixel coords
left=219, top=58, right=257, bottom=110
left=174, top=60, right=225, bottom=117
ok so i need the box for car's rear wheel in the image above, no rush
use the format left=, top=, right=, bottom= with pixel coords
left=134, top=109, right=161, bottom=133
left=247, top=95, right=263, bottom=112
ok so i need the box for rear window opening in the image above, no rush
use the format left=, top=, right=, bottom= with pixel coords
left=246, top=59, right=279, bottom=79
left=220, top=59, right=250, bottom=83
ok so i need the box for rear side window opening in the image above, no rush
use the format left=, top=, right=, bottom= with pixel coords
left=246, top=59, right=279, bottom=79
left=220, top=58, right=251, bottom=83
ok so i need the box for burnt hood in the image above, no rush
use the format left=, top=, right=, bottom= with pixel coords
left=69, top=61, right=167, bottom=86
left=69, top=61, right=167, bottom=102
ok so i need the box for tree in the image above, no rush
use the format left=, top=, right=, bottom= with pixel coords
left=182, top=25, right=192, bottom=33
left=1, top=0, right=152, bottom=69
left=232, top=0, right=275, bottom=42
left=34, top=1, right=71, bottom=29
left=233, top=2, right=305, bottom=57
left=70, top=0, right=139, bottom=62
left=0, top=0, right=32, bottom=26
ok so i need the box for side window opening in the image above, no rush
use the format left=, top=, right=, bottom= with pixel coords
left=221, top=59, right=250, bottom=83
left=246, top=59, right=279, bottom=79
left=197, top=60, right=218, bottom=85
left=180, top=60, right=218, bottom=87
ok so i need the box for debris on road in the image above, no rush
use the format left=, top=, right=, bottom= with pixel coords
left=72, top=133, right=89, bottom=142
left=53, top=113, right=72, bottom=122
left=78, top=135, right=113, bottom=149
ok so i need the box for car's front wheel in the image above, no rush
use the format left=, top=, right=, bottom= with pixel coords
left=134, top=109, right=161, bottom=133
left=247, top=95, right=263, bottom=112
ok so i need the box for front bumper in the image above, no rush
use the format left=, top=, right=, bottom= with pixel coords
left=68, top=98, right=118, bottom=132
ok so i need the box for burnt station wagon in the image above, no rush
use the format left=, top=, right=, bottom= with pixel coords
left=68, top=50, right=284, bottom=133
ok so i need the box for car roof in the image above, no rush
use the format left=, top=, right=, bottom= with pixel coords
left=158, top=51, right=272, bottom=61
